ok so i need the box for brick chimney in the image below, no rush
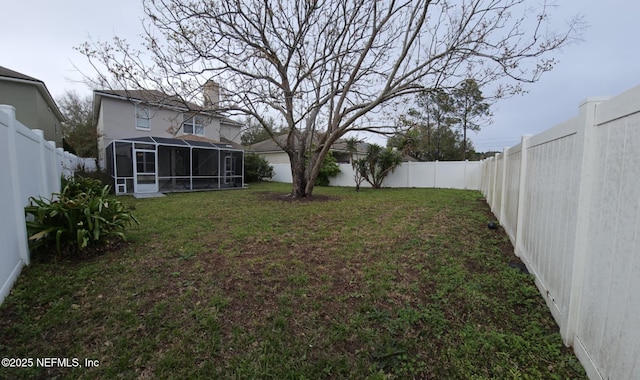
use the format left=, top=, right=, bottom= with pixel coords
left=203, top=80, right=220, bottom=109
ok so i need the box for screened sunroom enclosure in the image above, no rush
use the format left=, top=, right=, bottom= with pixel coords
left=106, top=136, right=244, bottom=195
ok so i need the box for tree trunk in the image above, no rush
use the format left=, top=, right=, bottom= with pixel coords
left=463, top=124, right=467, bottom=160
left=291, top=174, right=308, bottom=198
left=289, top=153, right=309, bottom=198
left=304, top=149, right=328, bottom=197
left=304, top=165, right=317, bottom=197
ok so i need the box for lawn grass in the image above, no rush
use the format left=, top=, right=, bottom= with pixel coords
left=0, top=182, right=586, bottom=379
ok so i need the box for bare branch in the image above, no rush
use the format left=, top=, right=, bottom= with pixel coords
left=78, top=0, right=584, bottom=196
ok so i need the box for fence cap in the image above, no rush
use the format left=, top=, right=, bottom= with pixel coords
left=579, top=96, right=610, bottom=107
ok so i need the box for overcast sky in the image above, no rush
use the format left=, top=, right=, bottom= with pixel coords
left=2, top=0, right=639, bottom=152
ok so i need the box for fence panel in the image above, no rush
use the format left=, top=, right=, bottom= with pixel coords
left=43, top=141, right=59, bottom=198
left=481, top=156, right=494, bottom=201
left=269, top=161, right=482, bottom=190
left=0, top=107, right=27, bottom=304
left=574, top=104, right=640, bottom=380
left=15, top=124, right=48, bottom=206
left=502, top=144, right=522, bottom=244
left=0, top=105, right=80, bottom=305
left=521, top=125, right=580, bottom=330
left=479, top=85, right=640, bottom=380
left=434, top=161, right=468, bottom=189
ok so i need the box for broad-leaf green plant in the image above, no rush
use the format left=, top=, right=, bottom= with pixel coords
left=315, top=151, right=341, bottom=186
left=25, top=177, right=138, bottom=258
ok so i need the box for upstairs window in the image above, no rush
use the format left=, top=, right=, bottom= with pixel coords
left=183, top=114, right=205, bottom=136
left=136, top=104, right=151, bottom=130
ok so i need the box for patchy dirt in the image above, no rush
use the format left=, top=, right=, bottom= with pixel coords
left=29, top=239, right=130, bottom=265
left=256, top=191, right=340, bottom=202
left=0, top=188, right=586, bottom=379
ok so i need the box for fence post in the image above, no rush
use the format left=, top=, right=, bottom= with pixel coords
left=483, top=157, right=493, bottom=199
left=433, top=160, right=438, bottom=188
left=32, top=129, right=50, bottom=198
left=490, top=153, right=500, bottom=211
left=0, top=105, right=30, bottom=265
left=514, top=135, right=531, bottom=258
left=564, top=97, right=607, bottom=347
left=57, top=148, right=64, bottom=178
left=499, top=147, right=509, bottom=223
left=46, top=140, right=59, bottom=194
left=463, top=159, right=468, bottom=190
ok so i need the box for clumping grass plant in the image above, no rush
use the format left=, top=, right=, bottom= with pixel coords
left=24, top=176, right=138, bottom=258
left=3, top=183, right=586, bottom=379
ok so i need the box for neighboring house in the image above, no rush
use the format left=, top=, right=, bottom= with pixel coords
left=0, top=66, right=65, bottom=147
left=94, top=83, right=245, bottom=194
left=249, top=135, right=368, bottom=165
left=94, top=84, right=243, bottom=163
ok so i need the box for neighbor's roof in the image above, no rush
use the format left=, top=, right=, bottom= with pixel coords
left=93, top=89, right=242, bottom=127
left=0, top=66, right=40, bottom=82
left=248, top=134, right=289, bottom=152
left=249, top=134, right=368, bottom=154
left=0, top=65, right=65, bottom=121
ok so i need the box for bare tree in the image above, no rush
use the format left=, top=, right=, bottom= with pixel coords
left=78, top=0, right=582, bottom=197
left=58, top=91, right=98, bottom=158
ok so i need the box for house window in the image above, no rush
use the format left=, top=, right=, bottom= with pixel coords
left=136, top=104, right=151, bottom=130
left=182, top=114, right=205, bottom=136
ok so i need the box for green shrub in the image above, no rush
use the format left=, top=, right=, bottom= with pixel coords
left=244, top=153, right=274, bottom=182
left=25, top=177, right=138, bottom=258
left=356, top=144, right=403, bottom=188
left=60, top=176, right=104, bottom=198
left=72, top=168, right=115, bottom=192
left=315, top=151, right=341, bottom=186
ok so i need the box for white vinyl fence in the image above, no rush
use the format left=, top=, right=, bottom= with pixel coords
left=481, top=85, right=640, bottom=380
left=271, top=160, right=482, bottom=190
left=0, top=105, right=87, bottom=304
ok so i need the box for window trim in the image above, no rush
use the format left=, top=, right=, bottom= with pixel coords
left=182, top=114, right=205, bottom=136
left=135, top=104, right=151, bottom=131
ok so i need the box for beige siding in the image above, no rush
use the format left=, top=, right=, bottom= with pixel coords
left=220, top=123, right=242, bottom=143
left=96, top=104, right=106, bottom=161
left=0, top=81, right=62, bottom=147
left=99, top=96, right=242, bottom=146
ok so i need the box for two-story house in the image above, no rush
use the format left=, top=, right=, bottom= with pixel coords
left=0, top=66, right=65, bottom=147
left=94, top=82, right=245, bottom=194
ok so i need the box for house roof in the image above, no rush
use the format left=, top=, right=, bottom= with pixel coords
left=0, top=66, right=40, bottom=82
left=0, top=66, right=65, bottom=122
left=93, top=89, right=242, bottom=127
left=95, top=89, right=199, bottom=110
left=249, top=134, right=369, bottom=154
left=248, top=134, right=289, bottom=152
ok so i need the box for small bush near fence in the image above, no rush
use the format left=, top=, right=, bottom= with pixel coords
left=61, top=176, right=106, bottom=198
left=72, top=167, right=115, bottom=193
left=25, top=177, right=138, bottom=259
left=244, top=153, right=274, bottom=182
left=316, top=150, right=340, bottom=186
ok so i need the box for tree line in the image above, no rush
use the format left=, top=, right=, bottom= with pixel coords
left=389, top=79, right=491, bottom=161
